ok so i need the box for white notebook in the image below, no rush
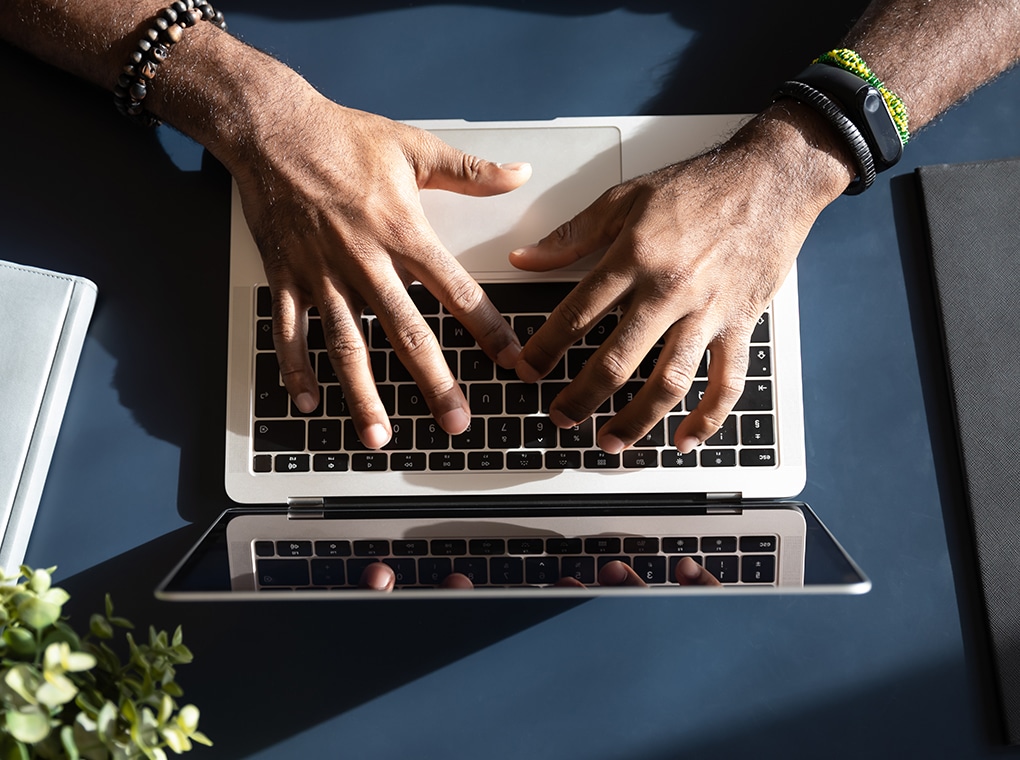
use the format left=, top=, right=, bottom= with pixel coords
left=0, top=260, right=97, bottom=573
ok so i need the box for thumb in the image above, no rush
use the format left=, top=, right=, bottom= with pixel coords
left=421, top=139, right=531, bottom=197
left=508, top=202, right=609, bottom=272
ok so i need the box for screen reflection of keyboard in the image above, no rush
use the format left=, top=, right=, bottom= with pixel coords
left=250, top=283, right=778, bottom=474
left=253, top=532, right=781, bottom=589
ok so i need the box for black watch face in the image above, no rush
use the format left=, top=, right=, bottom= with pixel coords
left=861, top=88, right=902, bottom=166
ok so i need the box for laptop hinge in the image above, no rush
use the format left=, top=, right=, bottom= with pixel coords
left=707, top=492, right=742, bottom=501
left=286, top=497, right=325, bottom=519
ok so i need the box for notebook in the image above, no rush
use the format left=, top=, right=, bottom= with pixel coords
left=156, top=115, right=870, bottom=598
left=0, top=260, right=97, bottom=574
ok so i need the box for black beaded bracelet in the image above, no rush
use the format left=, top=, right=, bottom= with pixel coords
left=774, top=79, right=876, bottom=196
left=113, top=0, right=227, bottom=128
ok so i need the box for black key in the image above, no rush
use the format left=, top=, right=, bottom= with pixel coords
left=469, top=539, right=506, bottom=555
left=741, top=555, right=776, bottom=583
left=505, top=383, right=540, bottom=415
left=257, top=559, right=309, bottom=587
left=459, top=349, right=494, bottom=381
left=468, top=451, right=504, bottom=470
left=313, top=453, right=349, bottom=472
left=398, top=385, right=431, bottom=416
left=254, top=541, right=275, bottom=557
left=469, top=383, right=503, bottom=414
left=740, top=414, right=775, bottom=446
left=633, top=420, right=665, bottom=448
left=310, top=558, right=345, bottom=586
left=623, top=537, right=659, bottom=554
left=275, top=454, right=309, bottom=473
left=704, top=416, right=737, bottom=446
left=507, top=451, right=542, bottom=469
left=701, top=536, right=737, bottom=553
left=317, top=351, right=339, bottom=384
left=308, top=420, right=341, bottom=451
left=369, top=320, right=393, bottom=350
left=429, top=452, right=464, bottom=471
left=638, top=346, right=662, bottom=379
left=739, top=449, right=777, bottom=467
left=442, top=318, right=476, bottom=347
left=584, top=450, right=621, bottom=469
left=277, top=540, right=312, bottom=557
left=254, top=354, right=289, bottom=418
left=622, top=450, right=658, bottom=468
left=546, top=538, right=583, bottom=554
left=416, top=419, right=449, bottom=450
left=561, top=556, right=595, bottom=584
left=315, top=540, right=351, bottom=557
left=325, top=386, right=350, bottom=418
left=663, top=537, right=698, bottom=554
left=430, top=539, right=467, bottom=556
left=419, top=557, right=453, bottom=585
left=585, top=537, right=621, bottom=554
left=661, top=450, right=697, bottom=468
left=290, top=388, right=324, bottom=418
left=750, top=312, right=771, bottom=343
left=705, top=555, right=739, bottom=583
left=408, top=284, right=440, bottom=314
left=256, top=319, right=275, bottom=350
left=586, top=314, right=618, bottom=346
left=383, top=558, right=418, bottom=586
left=488, top=417, right=521, bottom=449
left=540, top=381, right=568, bottom=414
left=254, top=420, right=305, bottom=452
left=391, top=452, right=427, bottom=471
left=370, top=351, right=387, bottom=381
left=740, top=536, right=778, bottom=553
left=452, top=420, right=486, bottom=450
left=559, top=420, right=594, bottom=449
left=596, top=556, right=631, bottom=573
left=668, top=555, right=704, bottom=583
left=346, top=559, right=382, bottom=587
left=483, top=282, right=573, bottom=314
left=392, top=539, right=429, bottom=556
left=632, top=556, right=667, bottom=584
left=454, top=557, right=488, bottom=585
left=700, top=448, right=736, bottom=467
left=383, top=419, right=414, bottom=451
left=612, top=381, right=645, bottom=412
left=354, top=540, right=389, bottom=556
left=306, top=319, right=325, bottom=350
left=524, top=417, right=556, bottom=448
left=684, top=381, right=708, bottom=412
left=747, top=346, right=772, bottom=377
left=567, top=347, right=596, bottom=379
left=490, top=557, right=524, bottom=585
left=352, top=452, right=388, bottom=471
left=253, top=455, right=273, bottom=472
left=514, top=314, right=546, bottom=345
left=507, top=538, right=544, bottom=555
left=734, top=380, right=773, bottom=411
left=256, top=285, right=272, bottom=317
left=389, top=354, right=413, bottom=383
left=544, top=450, right=581, bottom=469
left=526, top=557, right=560, bottom=584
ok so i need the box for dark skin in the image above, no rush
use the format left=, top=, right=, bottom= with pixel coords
left=1, top=1, right=1017, bottom=456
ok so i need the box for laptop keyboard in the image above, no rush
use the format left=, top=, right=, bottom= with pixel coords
left=251, top=531, right=781, bottom=589
left=250, top=282, right=778, bottom=474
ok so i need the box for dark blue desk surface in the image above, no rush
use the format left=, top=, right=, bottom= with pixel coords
left=4, top=4, right=1020, bottom=758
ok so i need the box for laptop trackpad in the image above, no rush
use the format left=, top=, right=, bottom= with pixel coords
left=420, top=126, right=622, bottom=278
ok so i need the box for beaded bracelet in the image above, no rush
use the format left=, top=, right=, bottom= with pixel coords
left=113, top=0, right=227, bottom=128
left=774, top=80, right=877, bottom=195
left=813, top=49, right=909, bottom=145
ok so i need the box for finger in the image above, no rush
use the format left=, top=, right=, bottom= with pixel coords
left=554, top=576, right=586, bottom=588
left=516, top=266, right=629, bottom=385
left=508, top=189, right=625, bottom=272
left=544, top=297, right=671, bottom=431
left=358, top=561, right=396, bottom=591
left=673, top=335, right=749, bottom=454
left=316, top=288, right=393, bottom=450
left=365, top=277, right=472, bottom=435
left=594, top=319, right=707, bottom=454
left=439, top=572, right=475, bottom=590
left=598, top=560, right=648, bottom=587
left=675, top=557, right=723, bottom=587
left=418, top=135, right=532, bottom=196
left=270, top=284, right=319, bottom=414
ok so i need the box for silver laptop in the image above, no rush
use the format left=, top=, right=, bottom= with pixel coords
left=157, top=115, right=869, bottom=598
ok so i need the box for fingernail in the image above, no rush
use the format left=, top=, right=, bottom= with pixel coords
left=677, top=435, right=701, bottom=454
left=509, top=244, right=538, bottom=257
left=439, top=407, right=471, bottom=435
left=361, top=423, right=391, bottom=450
left=599, top=561, right=629, bottom=586
left=678, top=558, right=702, bottom=581
left=516, top=360, right=541, bottom=383
left=295, top=392, right=316, bottom=414
left=548, top=408, right=577, bottom=428
left=599, top=434, right=625, bottom=455
left=496, top=342, right=521, bottom=369
left=498, top=161, right=530, bottom=172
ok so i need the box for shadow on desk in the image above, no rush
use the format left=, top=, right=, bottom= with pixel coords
left=58, top=530, right=584, bottom=758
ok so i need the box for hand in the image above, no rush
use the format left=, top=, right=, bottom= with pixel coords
left=356, top=557, right=722, bottom=590
left=510, top=107, right=850, bottom=454
left=231, top=84, right=531, bottom=449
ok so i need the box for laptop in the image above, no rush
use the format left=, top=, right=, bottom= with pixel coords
left=157, top=115, right=870, bottom=598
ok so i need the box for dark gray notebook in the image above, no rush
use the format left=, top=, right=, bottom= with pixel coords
left=917, top=156, right=1020, bottom=744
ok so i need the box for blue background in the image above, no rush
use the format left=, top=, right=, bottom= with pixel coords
left=3, top=2, right=1020, bottom=757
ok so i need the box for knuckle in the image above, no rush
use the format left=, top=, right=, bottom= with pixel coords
left=460, top=153, right=486, bottom=182
left=589, top=351, right=633, bottom=390
left=443, top=276, right=486, bottom=317
left=388, top=322, right=437, bottom=357
left=325, top=332, right=368, bottom=370
left=652, top=365, right=695, bottom=401
left=553, top=298, right=592, bottom=338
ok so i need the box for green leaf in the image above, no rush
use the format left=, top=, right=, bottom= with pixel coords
left=96, top=700, right=118, bottom=742
left=4, top=704, right=51, bottom=743
left=27, top=569, right=51, bottom=595
left=90, top=614, right=115, bottom=640
left=16, top=596, right=62, bottom=631
left=36, top=673, right=79, bottom=708
left=189, top=731, right=213, bottom=747
left=175, top=705, right=199, bottom=734
left=3, top=627, right=38, bottom=657
left=4, top=663, right=42, bottom=703
left=59, top=724, right=81, bottom=760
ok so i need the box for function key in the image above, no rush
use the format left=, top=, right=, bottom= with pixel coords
left=392, top=540, right=429, bottom=556
left=700, top=448, right=736, bottom=467
left=739, top=536, right=778, bottom=553
left=663, top=537, right=698, bottom=554
left=313, top=453, right=349, bottom=472
left=585, top=537, right=622, bottom=554
left=507, top=538, right=544, bottom=555
left=701, top=536, right=737, bottom=553
left=623, top=537, right=659, bottom=554
left=469, top=539, right=506, bottom=555
left=739, top=449, right=777, bottom=467
left=254, top=540, right=275, bottom=557
left=276, top=540, right=312, bottom=557
left=315, top=540, right=352, bottom=557
left=546, top=538, right=583, bottom=555
left=430, top=539, right=468, bottom=556
left=274, top=454, right=309, bottom=473
left=353, top=540, right=390, bottom=557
